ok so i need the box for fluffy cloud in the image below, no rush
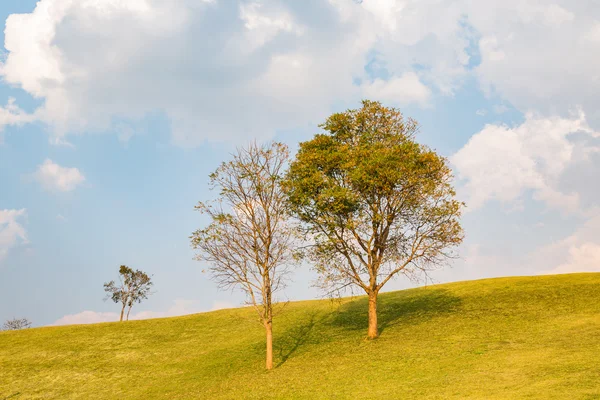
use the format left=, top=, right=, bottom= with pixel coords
left=359, top=0, right=472, bottom=96
left=358, top=0, right=600, bottom=126
left=0, top=0, right=545, bottom=146
left=34, top=159, right=85, bottom=192
left=0, top=0, right=371, bottom=145
left=0, top=209, right=27, bottom=263
left=2, top=0, right=599, bottom=146
left=0, top=98, right=36, bottom=142
left=532, top=211, right=600, bottom=274
left=53, top=310, right=117, bottom=325
left=452, top=112, right=599, bottom=212
left=53, top=298, right=235, bottom=326
left=470, top=1, right=600, bottom=124
left=361, top=72, right=431, bottom=106
left=549, top=243, right=600, bottom=274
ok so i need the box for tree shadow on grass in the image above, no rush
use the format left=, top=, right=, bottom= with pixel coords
left=257, top=289, right=462, bottom=367
left=328, top=288, right=462, bottom=336
left=274, top=312, right=320, bottom=368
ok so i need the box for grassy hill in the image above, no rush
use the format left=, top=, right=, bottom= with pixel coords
left=2, top=273, right=600, bottom=399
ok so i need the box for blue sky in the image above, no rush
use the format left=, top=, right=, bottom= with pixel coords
left=2, top=0, right=600, bottom=326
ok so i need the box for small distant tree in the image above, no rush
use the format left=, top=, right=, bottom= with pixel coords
left=191, top=141, right=297, bottom=370
left=104, top=265, right=154, bottom=322
left=2, top=318, right=32, bottom=331
left=284, top=100, right=464, bottom=339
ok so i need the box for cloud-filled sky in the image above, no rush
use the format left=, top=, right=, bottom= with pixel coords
left=2, top=0, right=600, bottom=326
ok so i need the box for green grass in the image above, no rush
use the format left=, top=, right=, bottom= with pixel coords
left=3, top=273, right=600, bottom=399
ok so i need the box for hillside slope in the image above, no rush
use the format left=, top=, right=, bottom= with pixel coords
left=2, top=273, right=600, bottom=399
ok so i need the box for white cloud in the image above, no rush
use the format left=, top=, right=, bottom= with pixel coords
left=585, top=22, right=600, bottom=42
left=0, top=98, right=36, bottom=143
left=469, top=1, right=600, bottom=125
left=34, top=159, right=85, bottom=192
left=0, top=0, right=375, bottom=146
left=361, top=72, right=431, bottom=106
left=452, top=112, right=599, bottom=212
left=547, top=242, right=600, bottom=274
left=1, top=0, right=599, bottom=146
left=533, top=211, right=600, bottom=274
left=239, top=2, right=304, bottom=51
left=516, top=3, right=574, bottom=26
left=479, top=36, right=505, bottom=62
left=53, top=310, right=117, bottom=325
left=0, top=0, right=544, bottom=146
left=357, top=0, right=600, bottom=126
left=53, top=299, right=235, bottom=326
left=0, top=209, right=27, bottom=263
left=359, top=0, right=471, bottom=96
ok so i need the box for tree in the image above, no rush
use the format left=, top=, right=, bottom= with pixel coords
left=283, top=100, right=464, bottom=339
left=2, top=318, right=32, bottom=330
left=191, top=142, right=297, bottom=370
left=104, top=265, right=154, bottom=322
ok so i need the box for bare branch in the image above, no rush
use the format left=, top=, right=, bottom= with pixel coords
left=191, top=141, right=300, bottom=369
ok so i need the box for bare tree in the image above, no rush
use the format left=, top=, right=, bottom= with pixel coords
left=104, top=265, right=154, bottom=322
left=2, top=318, right=32, bottom=331
left=191, top=141, right=297, bottom=370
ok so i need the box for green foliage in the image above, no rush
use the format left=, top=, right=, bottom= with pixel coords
left=2, top=274, right=600, bottom=399
left=103, top=265, right=153, bottom=319
left=284, top=100, right=464, bottom=296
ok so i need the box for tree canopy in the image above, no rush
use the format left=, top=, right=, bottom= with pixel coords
left=104, top=265, right=153, bottom=322
left=283, top=100, right=464, bottom=338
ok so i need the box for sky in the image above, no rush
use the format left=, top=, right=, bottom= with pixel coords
left=1, top=0, right=600, bottom=327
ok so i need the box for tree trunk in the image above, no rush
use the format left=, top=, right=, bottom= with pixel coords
left=367, top=290, right=378, bottom=339
left=119, top=304, right=125, bottom=322
left=126, top=306, right=132, bottom=321
left=265, top=320, right=273, bottom=370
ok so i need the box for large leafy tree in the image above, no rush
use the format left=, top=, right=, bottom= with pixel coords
left=284, top=100, right=464, bottom=339
left=104, top=265, right=154, bottom=322
left=191, top=141, right=297, bottom=370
